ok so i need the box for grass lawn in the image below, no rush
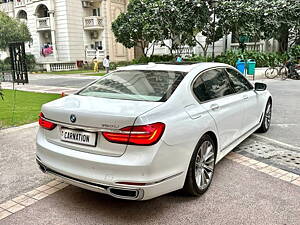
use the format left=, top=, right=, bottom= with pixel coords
left=0, top=90, right=60, bottom=128
left=82, top=72, right=106, bottom=76
left=42, top=70, right=106, bottom=76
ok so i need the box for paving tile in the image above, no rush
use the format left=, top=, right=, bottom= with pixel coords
left=255, top=162, right=269, bottom=168
left=55, top=183, right=69, bottom=190
left=12, top=195, right=29, bottom=204
left=248, top=159, right=259, bottom=165
left=7, top=204, right=25, bottom=213
left=275, top=169, right=289, bottom=175
left=279, top=173, right=300, bottom=182
left=239, top=161, right=252, bottom=166
left=238, top=156, right=250, bottom=162
left=24, top=189, right=41, bottom=198
left=44, top=187, right=60, bottom=195
left=269, top=169, right=289, bottom=178
left=20, top=198, right=37, bottom=207
left=0, top=200, right=17, bottom=210
left=46, top=180, right=62, bottom=187
left=36, top=185, right=51, bottom=192
left=291, top=178, right=300, bottom=186
left=32, top=192, right=49, bottom=200
left=264, top=166, right=279, bottom=172
left=0, top=211, right=11, bottom=220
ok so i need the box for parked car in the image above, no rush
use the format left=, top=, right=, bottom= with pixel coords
left=36, top=62, right=272, bottom=200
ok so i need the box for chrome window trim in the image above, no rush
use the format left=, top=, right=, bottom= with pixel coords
left=224, top=67, right=254, bottom=93
left=190, top=66, right=241, bottom=104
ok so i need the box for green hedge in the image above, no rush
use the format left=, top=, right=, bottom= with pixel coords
left=214, top=51, right=289, bottom=67
left=0, top=54, right=36, bottom=72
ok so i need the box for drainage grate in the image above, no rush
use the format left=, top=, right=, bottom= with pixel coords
left=235, top=138, right=300, bottom=174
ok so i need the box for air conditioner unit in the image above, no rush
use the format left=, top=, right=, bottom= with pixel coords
left=82, top=1, right=92, bottom=8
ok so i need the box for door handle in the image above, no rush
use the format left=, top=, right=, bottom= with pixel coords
left=243, top=95, right=249, bottom=100
left=210, top=104, right=220, bottom=111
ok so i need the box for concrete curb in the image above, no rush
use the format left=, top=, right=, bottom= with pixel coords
left=0, top=122, right=38, bottom=134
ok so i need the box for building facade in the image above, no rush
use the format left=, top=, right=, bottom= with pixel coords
left=0, top=0, right=134, bottom=71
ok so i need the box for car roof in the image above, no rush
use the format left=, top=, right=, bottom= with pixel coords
left=117, top=62, right=231, bottom=73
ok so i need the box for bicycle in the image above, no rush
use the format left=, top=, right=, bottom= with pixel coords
left=286, top=61, right=300, bottom=80
left=265, top=63, right=288, bottom=80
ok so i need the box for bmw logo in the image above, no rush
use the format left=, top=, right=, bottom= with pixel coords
left=70, top=114, right=76, bottom=123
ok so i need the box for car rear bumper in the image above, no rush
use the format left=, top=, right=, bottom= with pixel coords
left=36, top=129, right=187, bottom=200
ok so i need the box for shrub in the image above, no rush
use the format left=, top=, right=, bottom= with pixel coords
left=0, top=54, right=36, bottom=72
left=288, top=45, right=300, bottom=62
left=215, top=50, right=288, bottom=67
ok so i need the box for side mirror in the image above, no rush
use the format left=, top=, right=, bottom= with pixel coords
left=255, top=82, right=267, bottom=91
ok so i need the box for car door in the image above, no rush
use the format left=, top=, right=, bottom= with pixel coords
left=192, top=68, right=244, bottom=151
left=225, top=68, right=262, bottom=134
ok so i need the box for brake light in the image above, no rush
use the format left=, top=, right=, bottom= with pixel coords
left=39, top=112, right=56, bottom=130
left=102, top=122, right=165, bottom=145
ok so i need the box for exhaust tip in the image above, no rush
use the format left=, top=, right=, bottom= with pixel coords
left=36, top=159, right=47, bottom=173
left=108, top=187, right=139, bottom=200
left=39, top=164, right=47, bottom=173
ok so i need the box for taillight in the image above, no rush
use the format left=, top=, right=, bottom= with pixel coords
left=39, top=112, right=56, bottom=130
left=102, top=122, right=165, bottom=145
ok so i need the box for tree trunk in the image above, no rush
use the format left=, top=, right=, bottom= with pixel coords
left=278, top=27, right=289, bottom=53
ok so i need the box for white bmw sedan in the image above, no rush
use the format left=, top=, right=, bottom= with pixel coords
left=36, top=63, right=272, bottom=200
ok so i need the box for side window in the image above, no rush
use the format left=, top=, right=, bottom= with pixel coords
left=193, top=69, right=235, bottom=102
left=226, top=68, right=253, bottom=93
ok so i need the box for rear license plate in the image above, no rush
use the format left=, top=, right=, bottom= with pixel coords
left=60, top=128, right=97, bottom=146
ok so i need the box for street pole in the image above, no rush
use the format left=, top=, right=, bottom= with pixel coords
left=212, top=7, right=216, bottom=62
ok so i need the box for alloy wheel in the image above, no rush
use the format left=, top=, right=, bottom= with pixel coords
left=265, top=103, right=272, bottom=129
left=195, top=141, right=215, bottom=190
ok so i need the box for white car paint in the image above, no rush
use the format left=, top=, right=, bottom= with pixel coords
left=36, top=62, right=271, bottom=200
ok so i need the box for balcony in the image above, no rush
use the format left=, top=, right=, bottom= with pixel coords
left=83, top=16, right=104, bottom=30
left=11, top=0, right=34, bottom=8
left=36, top=17, right=51, bottom=31
left=0, top=2, right=13, bottom=13
left=86, top=49, right=104, bottom=58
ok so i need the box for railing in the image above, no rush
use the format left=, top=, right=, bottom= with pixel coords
left=86, top=49, right=104, bottom=58
left=231, top=42, right=264, bottom=52
left=50, top=63, right=77, bottom=72
left=83, top=16, right=104, bottom=29
left=175, top=46, right=195, bottom=56
left=0, top=2, right=13, bottom=13
left=36, top=17, right=51, bottom=31
left=14, top=0, right=33, bottom=8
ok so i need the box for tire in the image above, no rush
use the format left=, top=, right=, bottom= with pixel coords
left=279, top=67, right=288, bottom=80
left=183, top=134, right=216, bottom=196
left=257, top=100, right=272, bottom=133
left=265, top=67, right=278, bottom=79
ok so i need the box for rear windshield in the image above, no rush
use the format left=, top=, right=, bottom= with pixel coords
left=78, top=70, right=186, bottom=102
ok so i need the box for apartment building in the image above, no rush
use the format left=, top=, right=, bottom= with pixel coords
left=0, top=0, right=134, bottom=71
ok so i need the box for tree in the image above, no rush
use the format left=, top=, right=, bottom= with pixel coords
left=258, top=0, right=300, bottom=51
left=153, top=0, right=211, bottom=56
left=217, top=0, right=263, bottom=51
left=112, top=0, right=215, bottom=56
left=112, top=0, right=160, bottom=57
left=217, top=0, right=300, bottom=52
left=0, top=11, right=31, bottom=50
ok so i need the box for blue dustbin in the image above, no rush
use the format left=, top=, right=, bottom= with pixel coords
left=236, top=59, right=246, bottom=74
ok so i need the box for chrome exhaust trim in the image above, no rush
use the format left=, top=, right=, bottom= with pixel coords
left=36, top=157, right=144, bottom=200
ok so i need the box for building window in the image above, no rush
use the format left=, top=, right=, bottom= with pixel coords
left=92, top=8, right=100, bottom=17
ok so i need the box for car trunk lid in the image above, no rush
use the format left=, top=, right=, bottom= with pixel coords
left=41, top=95, right=162, bottom=156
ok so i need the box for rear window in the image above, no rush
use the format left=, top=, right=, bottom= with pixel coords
left=78, top=70, right=186, bottom=102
